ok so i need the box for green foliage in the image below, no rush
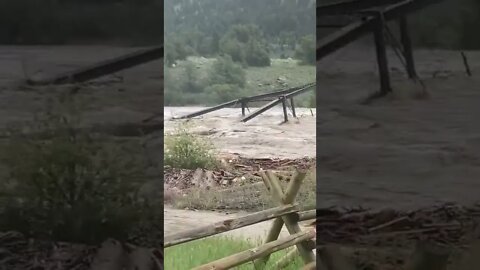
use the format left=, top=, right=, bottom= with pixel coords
left=245, top=39, right=271, bottom=67
left=183, top=62, right=203, bottom=93
left=165, top=0, right=316, bottom=50
left=165, top=235, right=303, bottom=269
left=295, top=35, right=315, bottom=65
left=220, top=24, right=271, bottom=67
left=208, top=56, right=246, bottom=87
left=165, top=124, right=218, bottom=170
left=205, top=84, right=243, bottom=104
left=164, top=62, right=209, bottom=105
left=165, top=38, right=191, bottom=66
left=0, top=94, right=147, bottom=244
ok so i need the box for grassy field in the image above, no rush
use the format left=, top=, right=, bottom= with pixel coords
left=165, top=56, right=315, bottom=107
left=165, top=236, right=303, bottom=269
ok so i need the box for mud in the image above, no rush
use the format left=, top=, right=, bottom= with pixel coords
left=318, top=44, right=480, bottom=210
left=164, top=106, right=316, bottom=159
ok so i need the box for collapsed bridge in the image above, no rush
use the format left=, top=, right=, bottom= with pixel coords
left=175, top=82, right=316, bottom=123
left=317, top=0, right=444, bottom=101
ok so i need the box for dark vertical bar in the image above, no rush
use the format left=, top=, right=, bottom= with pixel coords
left=399, top=16, right=416, bottom=78
left=241, top=101, right=246, bottom=116
left=373, top=16, right=391, bottom=95
left=281, top=96, right=288, bottom=122
left=461, top=51, right=472, bottom=77
left=290, top=98, right=296, bottom=117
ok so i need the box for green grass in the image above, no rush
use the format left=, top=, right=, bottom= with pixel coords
left=164, top=123, right=218, bottom=170
left=165, top=236, right=303, bottom=269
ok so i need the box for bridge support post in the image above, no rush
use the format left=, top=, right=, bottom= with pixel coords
left=281, top=96, right=288, bottom=123
left=290, top=98, right=297, bottom=118
left=399, top=15, right=416, bottom=78
left=373, top=15, right=392, bottom=96
left=241, top=100, right=246, bottom=116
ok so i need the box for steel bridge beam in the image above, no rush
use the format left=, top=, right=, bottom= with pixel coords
left=317, top=0, right=403, bottom=15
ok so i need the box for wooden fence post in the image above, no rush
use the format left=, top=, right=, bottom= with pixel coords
left=254, top=170, right=315, bottom=268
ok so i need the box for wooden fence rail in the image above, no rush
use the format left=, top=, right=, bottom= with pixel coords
left=164, top=169, right=317, bottom=269
left=164, top=204, right=299, bottom=248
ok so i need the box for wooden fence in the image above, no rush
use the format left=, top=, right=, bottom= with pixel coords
left=164, top=169, right=317, bottom=269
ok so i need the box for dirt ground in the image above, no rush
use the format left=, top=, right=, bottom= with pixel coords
left=317, top=43, right=480, bottom=211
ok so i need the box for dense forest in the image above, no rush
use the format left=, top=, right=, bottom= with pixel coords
left=164, top=0, right=316, bottom=64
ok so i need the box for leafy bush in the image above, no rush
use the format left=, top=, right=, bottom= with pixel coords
left=164, top=62, right=208, bottom=105
left=219, top=24, right=271, bottom=67
left=0, top=94, right=147, bottom=244
left=208, top=56, right=246, bottom=87
left=295, top=35, right=315, bottom=65
left=245, top=39, right=271, bottom=67
left=205, top=84, right=243, bottom=104
left=183, top=62, right=204, bottom=93
left=165, top=38, right=191, bottom=66
left=165, top=124, right=217, bottom=170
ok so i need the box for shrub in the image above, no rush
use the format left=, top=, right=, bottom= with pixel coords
left=208, top=56, right=246, bottom=88
left=165, top=124, right=217, bottom=170
left=245, top=39, right=271, bottom=67
left=183, top=62, right=204, bottom=93
left=205, top=84, right=243, bottom=104
left=219, top=24, right=271, bottom=67
left=295, top=35, right=315, bottom=65
left=0, top=94, right=147, bottom=244
left=165, top=38, right=190, bottom=66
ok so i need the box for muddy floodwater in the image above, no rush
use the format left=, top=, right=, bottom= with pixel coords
left=318, top=45, right=480, bottom=210
left=164, top=106, right=316, bottom=159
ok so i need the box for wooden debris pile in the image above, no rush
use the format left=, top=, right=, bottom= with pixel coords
left=316, top=203, right=480, bottom=247
left=314, top=204, right=480, bottom=270
left=164, top=157, right=315, bottom=190
left=0, top=231, right=163, bottom=270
